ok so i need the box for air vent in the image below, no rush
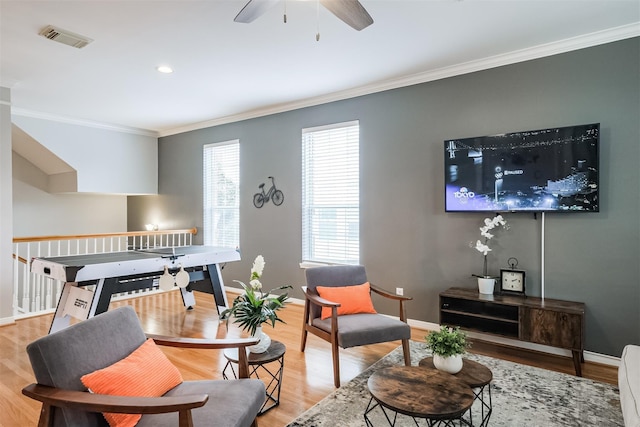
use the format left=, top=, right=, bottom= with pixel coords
left=38, top=25, right=93, bottom=49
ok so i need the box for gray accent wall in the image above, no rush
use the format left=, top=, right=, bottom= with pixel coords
left=128, top=38, right=640, bottom=357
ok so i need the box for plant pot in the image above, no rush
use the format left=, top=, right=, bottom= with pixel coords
left=477, top=277, right=495, bottom=295
left=433, top=353, right=463, bottom=374
left=248, top=326, right=271, bottom=353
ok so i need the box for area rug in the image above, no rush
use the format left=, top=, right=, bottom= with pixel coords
left=286, top=341, right=622, bottom=426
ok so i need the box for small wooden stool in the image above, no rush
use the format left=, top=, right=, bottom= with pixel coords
left=223, top=340, right=286, bottom=414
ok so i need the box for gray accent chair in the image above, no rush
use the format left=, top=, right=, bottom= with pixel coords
left=23, top=305, right=266, bottom=427
left=300, top=265, right=412, bottom=387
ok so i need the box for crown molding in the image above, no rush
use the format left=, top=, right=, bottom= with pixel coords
left=159, top=22, right=640, bottom=138
left=11, top=108, right=158, bottom=138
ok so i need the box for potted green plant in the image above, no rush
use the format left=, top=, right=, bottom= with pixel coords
left=219, top=255, right=291, bottom=353
left=425, top=325, right=470, bottom=374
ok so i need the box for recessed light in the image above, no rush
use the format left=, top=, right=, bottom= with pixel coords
left=156, top=65, right=173, bottom=74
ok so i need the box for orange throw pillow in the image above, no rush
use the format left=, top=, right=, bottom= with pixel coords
left=81, top=338, right=183, bottom=427
left=316, top=282, right=377, bottom=320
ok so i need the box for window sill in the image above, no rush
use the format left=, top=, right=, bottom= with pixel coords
left=299, top=261, right=359, bottom=269
left=299, top=261, right=330, bottom=269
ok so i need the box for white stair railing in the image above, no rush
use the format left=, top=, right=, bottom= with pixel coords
left=12, top=228, right=198, bottom=318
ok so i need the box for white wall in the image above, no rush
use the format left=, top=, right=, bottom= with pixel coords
left=12, top=114, right=158, bottom=195
left=3, top=111, right=153, bottom=323
left=13, top=153, right=127, bottom=237
left=0, top=87, right=14, bottom=324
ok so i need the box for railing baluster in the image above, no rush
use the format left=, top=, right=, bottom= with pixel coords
left=23, top=245, right=31, bottom=313
left=13, top=243, right=20, bottom=313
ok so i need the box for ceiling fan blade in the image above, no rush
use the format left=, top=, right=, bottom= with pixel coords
left=319, top=0, right=373, bottom=31
left=234, top=0, right=280, bottom=23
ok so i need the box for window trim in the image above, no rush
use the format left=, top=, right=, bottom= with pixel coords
left=203, top=139, right=240, bottom=249
left=302, top=120, right=360, bottom=265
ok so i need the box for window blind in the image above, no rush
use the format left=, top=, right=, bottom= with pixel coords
left=203, top=140, right=239, bottom=248
left=302, top=121, right=359, bottom=264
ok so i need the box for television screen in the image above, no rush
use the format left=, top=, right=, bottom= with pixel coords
left=444, top=123, right=599, bottom=212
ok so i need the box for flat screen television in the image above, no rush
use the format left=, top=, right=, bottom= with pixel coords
left=444, top=123, right=599, bottom=212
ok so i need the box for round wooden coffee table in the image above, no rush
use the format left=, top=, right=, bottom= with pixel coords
left=419, top=357, right=493, bottom=427
left=365, top=366, right=474, bottom=426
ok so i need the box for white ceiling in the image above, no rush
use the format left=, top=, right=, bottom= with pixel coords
left=1, top=0, right=639, bottom=137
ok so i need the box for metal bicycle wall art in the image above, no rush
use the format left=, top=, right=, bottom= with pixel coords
left=253, top=176, right=284, bottom=208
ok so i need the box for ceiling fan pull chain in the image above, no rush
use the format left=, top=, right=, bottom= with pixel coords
left=283, top=0, right=287, bottom=23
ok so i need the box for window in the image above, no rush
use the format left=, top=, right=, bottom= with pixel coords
left=302, top=121, right=359, bottom=264
left=203, top=140, right=239, bottom=248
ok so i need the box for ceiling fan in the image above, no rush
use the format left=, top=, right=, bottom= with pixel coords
left=234, top=0, right=374, bottom=31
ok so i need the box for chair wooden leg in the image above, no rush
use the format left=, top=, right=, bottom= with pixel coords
left=178, top=409, right=194, bottom=427
left=37, top=404, right=53, bottom=427
left=402, top=339, right=411, bottom=366
left=300, top=326, right=308, bottom=352
left=331, top=338, right=340, bottom=388
left=300, top=299, right=310, bottom=352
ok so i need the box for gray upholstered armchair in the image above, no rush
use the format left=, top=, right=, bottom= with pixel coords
left=300, top=265, right=412, bottom=387
left=22, top=305, right=265, bottom=427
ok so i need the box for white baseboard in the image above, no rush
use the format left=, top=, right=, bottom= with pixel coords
left=407, top=318, right=620, bottom=367
left=262, top=288, right=621, bottom=368
left=0, top=316, right=16, bottom=326
left=236, top=287, right=620, bottom=367
left=22, top=286, right=617, bottom=368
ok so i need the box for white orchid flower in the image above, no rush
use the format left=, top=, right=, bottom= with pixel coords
left=480, top=229, right=494, bottom=239
left=475, top=240, right=492, bottom=256
left=250, top=279, right=262, bottom=290
left=479, top=225, right=495, bottom=236
left=484, top=218, right=493, bottom=227
left=251, top=255, right=265, bottom=279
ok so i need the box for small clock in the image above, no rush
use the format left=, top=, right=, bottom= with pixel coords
left=500, top=257, right=526, bottom=295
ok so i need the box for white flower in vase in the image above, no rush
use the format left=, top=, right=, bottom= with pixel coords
left=251, top=255, right=265, bottom=279
left=472, top=214, right=508, bottom=277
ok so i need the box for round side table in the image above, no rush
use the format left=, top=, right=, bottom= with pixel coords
left=419, top=357, right=493, bottom=427
left=365, top=366, right=474, bottom=426
left=223, top=340, right=286, bottom=414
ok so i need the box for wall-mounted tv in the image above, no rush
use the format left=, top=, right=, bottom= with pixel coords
left=444, top=123, right=599, bottom=212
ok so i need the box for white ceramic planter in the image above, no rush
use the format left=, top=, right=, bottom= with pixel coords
left=433, top=353, right=463, bottom=374
left=477, top=277, right=495, bottom=295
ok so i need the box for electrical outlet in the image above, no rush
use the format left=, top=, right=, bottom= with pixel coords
left=396, top=287, right=404, bottom=296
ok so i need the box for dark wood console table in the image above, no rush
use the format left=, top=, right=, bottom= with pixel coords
left=440, top=287, right=585, bottom=376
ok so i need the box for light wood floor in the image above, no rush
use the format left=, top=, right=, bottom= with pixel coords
left=0, top=290, right=618, bottom=427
